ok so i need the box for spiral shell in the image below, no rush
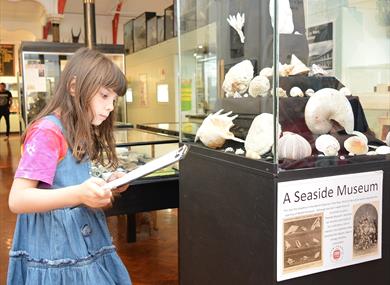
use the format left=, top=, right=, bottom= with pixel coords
left=304, top=88, right=354, bottom=135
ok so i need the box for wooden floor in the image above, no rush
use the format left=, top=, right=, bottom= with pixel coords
left=0, top=134, right=178, bottom=285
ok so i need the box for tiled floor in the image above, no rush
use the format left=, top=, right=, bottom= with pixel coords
left=0, top=134, right=178, bottom=284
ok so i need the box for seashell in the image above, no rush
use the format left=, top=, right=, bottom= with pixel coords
left=245, top=113, right=282, bottom=158
left=304, top=88, right=354, bottom=135
left=269, top=0, right=294, bottom=34
left=232, top=92, right=242, bottom=98
left=235, top=148, right=245, bottom=155
left=289, top=54, right=310, bottom=75
left=195, top=110, right=245, bottom=149
left=245, top=150, right=260, bottom=160
left=290, top=86, right=304, bottom=97
left=278, top=132, right=312, bottom=160
left=259, top=67, right=273, bottom=78
left=309, top=64, right=328, bottom=76
left=351, top=131, right=368, bottom=143
left=367, top=151, right=377, bottom=156
left=248, top=75, right=270, bottom=97
left=227, top=12, right=245, bottom=43
left=305, top=88, right=315, bottom=97
left=277, top=87, right=288, bottom=97
left=315, top=134, right=340, bottom=156
left=339, top=87, right=352, bottom=96
left=375, top=145, right=390, bottom=155
left=386, top=132, right=390, bottom=146
left=344, top=136, right=368, bottom=155
left=223, top=60, right=254, bottom=97
left=224, top=147, right=234, bottom=153
left=279, top=62, right=293, bottom=77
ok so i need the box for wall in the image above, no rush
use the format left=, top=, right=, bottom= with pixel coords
left=125, top=38, right=178, bottom=124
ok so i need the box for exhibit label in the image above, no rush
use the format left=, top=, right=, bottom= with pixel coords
left=277, top=171, right=383, bottom=281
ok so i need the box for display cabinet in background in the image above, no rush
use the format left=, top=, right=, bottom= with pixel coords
left=177, top=1, right=390, bottom=284
left=19, top=41, right=127, bottom=130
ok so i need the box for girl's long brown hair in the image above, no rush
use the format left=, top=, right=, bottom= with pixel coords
left=23, top=47, right=126, bottom=168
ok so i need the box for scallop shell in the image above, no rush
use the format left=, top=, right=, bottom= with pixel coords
left=222, top=60, right=254, bottom=97
left=278, top=132, right=312, bottom=160
left=344, top=136, right=368, bottom=155
left=245, top=113, right=282, bottom=158
left=290, top=54, right=310, bottom=75
left=195, top=110, right=244, bottom=149
left=375, top=145, right=390, bottom=155
left=315, top=134, right=340, bottom=156
left=248, top=75, right=270, bottom=97
left=290, top=86, right=304, bottom=97
left=304, top=88, right=354, bottom=135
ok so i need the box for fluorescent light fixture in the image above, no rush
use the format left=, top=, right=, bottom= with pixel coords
left=125, top=88, right=133, bottom=102
left=157, top=84, right=169, bottom=103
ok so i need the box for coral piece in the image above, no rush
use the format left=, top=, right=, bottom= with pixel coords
left=259, top=67, right=273, bottom=78
left=304, top=88, right=354, bottom=135
left=195, top=110, right=244, bottom=149
left=227, top=12, right=245, bottom=43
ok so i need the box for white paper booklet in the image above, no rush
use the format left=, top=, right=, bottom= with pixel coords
left=103, top=144, right=189, bottom=190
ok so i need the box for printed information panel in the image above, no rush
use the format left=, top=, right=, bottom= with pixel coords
left=277, top=171, right=383, bottom=281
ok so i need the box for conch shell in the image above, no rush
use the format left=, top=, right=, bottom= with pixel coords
left=223, top=60, right=254, bottom=97
left=195, top=110, right=244, bottom=149
left=278, top=132, right=312, bottom=160
left=315, top=134, right=340, bottom=156
left=245, top=113, right=281, bottom=159
left=304, top=88, right=354, bottom=135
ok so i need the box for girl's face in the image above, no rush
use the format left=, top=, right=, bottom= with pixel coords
left=90, top=87, right=117, bottom=126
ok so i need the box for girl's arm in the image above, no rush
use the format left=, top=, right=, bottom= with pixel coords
left=9, top=177, right=112, bottom=214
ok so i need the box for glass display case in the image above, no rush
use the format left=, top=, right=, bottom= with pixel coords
left=177, top=0, right=390, bottom=171
left=19, top=42, right=127, bottom=130
left=177, top=1, right=390, bottom=284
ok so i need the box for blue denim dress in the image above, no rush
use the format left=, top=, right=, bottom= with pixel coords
left=7, top=115, right=132, bottom=285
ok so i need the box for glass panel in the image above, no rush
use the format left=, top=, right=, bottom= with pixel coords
left=276, top=0, right=390, bottom=171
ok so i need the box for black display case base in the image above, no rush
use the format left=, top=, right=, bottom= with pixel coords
left=179, top=144, right=390, bottom=285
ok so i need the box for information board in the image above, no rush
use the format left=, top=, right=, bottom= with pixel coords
left=0, top=44, right=15, bottom=76
left=277, top=171, right=383, bottom=281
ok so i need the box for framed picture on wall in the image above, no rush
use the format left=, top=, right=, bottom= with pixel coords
left=134, top=12, right=156, bottom=52
left=308, top=22, right=334, bottom=74
left=139, top=73, right=148, bottom=107
left=124, top=19, right=134, bottom=54
left=0, top=44, right=15, bottom=76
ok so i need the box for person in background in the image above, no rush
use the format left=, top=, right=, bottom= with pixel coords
left=7, top=48, right=132, bottom=285
left=0, top=82, right=13, bottom=140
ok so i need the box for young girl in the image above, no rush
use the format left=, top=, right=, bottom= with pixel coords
left=8, top=48, right=132, bottom=285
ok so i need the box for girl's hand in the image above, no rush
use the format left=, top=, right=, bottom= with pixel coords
left=107, top=172, right=130, bottom=194
left=79, top=177, right=112, bottom=208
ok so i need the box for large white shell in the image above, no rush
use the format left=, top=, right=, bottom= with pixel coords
left=278, top=132, right=312, bottom=160
left=344, top=136, right=368, bottom=155
left=195, top=110, right=244, bottom=149
left=248, top=75, right=270, bottom=97
left=245, top=113, right=281, bottom=158
left=375, top=145, right=390, bottom=155
left=290, top=54, right=310, bottom=75
left=315, top=134, right=340, bottom=156
left=227, top=12, right=245, bottom=43
left=304, top=88, right=354, bottom=135
left=223, top=60, right=254, bottom=97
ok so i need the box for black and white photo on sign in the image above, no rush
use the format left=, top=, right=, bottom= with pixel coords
left=308, top=22, right=333, bottom=73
